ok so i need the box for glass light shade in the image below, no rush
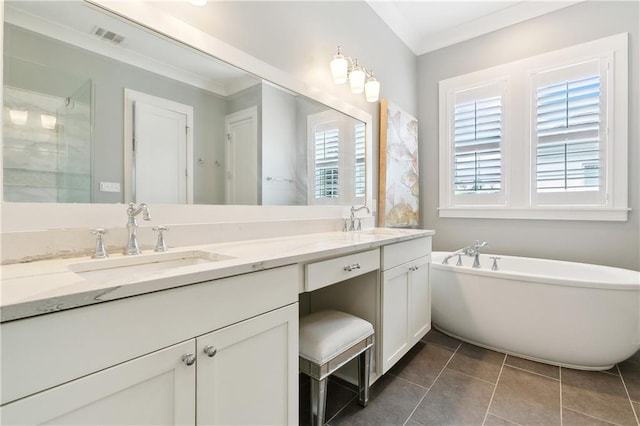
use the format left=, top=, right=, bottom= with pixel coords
left=40, top=114, right=57, bottom=130
left=330, top=54, right=348, bottom=84
left=9, top=109, right=28, bottom=126
left=365, top=77, right=380, bottom=102
left=349, top=66, right=366, bottom=94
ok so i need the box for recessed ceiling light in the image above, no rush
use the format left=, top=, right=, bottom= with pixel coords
left=190, top=0, right=207, bottom=6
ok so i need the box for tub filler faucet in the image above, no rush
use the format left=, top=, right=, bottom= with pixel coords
left=471, top=240, right=489, bottom=269
left=442, top=240, right=488, bottom=268
left=124, top=202, right=151, bottom=255
left=471, top=240, right=488, bottom=269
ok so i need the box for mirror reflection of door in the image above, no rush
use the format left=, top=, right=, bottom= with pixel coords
left=124, top=89, right=194, bottom=204
left=224, top=107, right=258, bottom=205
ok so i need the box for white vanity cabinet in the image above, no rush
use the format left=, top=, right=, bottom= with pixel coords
left=1, top=340, right=198, bottom=425
left=1, top=265, right=299, bottom=425
left=380, top=237, right=432, bottom=373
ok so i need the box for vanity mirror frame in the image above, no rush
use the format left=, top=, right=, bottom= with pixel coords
left=0, top=0, right=374, bottom=233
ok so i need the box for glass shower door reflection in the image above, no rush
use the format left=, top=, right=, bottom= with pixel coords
left=56, top=79, right=92, bottom=203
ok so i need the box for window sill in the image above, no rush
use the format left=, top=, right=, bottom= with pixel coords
left=438, top=207, right=630, bottom=221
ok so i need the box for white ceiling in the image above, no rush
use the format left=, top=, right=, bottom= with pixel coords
left=367, top=0, right=583, bottom=55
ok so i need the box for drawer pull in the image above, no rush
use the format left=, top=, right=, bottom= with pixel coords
left=409, top=265, right=420, bottom=272
left=203, top=345, right=217, bottom=358
left=344, top=263, right=361, bottom=272
left=182, top=353, right=196, bottom=366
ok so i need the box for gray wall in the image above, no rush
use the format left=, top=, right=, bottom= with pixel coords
left=417, top=1, right=639, bottom=270
left=152, top=1, right=419, bottom=210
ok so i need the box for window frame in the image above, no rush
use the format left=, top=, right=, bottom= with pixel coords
left=528, top=58, right=610, bottom=207
left=438, top=33, right=628, bottom=221
left=442, top=79, right=509, bottom=208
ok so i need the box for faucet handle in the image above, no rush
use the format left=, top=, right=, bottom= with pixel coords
left=140, top=203, right=151, bottom=220
left=90, top=228, right=108, bottom=259
left=489, top=256, right=500, bottom=271
left=152, top=226, right=169, bottom=252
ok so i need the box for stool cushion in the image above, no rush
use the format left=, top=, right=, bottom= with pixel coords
left=299, top=310, right=374, bottom=365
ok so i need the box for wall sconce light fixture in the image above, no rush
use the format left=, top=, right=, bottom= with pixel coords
left=330, top=46, right=380, bottom=103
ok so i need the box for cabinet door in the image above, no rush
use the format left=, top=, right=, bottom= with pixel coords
left=196, top=303, right=298, bottom=426
left=381, top=263, right=411, bottom=374
left=381, top=255, right=431, bottom=374
left=408, top=255, right=431, bottom=346
left=1, top=341, right=196, bottom=425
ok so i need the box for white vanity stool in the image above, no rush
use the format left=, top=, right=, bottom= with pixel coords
left=299, top=310, right=374, bottom=426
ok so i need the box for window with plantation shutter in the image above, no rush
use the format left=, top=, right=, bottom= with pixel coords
left=532, top=60, right=607, bottom=205
left=440, top=81, right=506, bottom=207
left=313, top=125, right=340, bottom=199
left=454, top=96, right=502, bottom=195
left=355, top=122, right=366, bottom=198
left=438, top=33, right=627, bottom=221
left=307, top=110, right=366, bottom=205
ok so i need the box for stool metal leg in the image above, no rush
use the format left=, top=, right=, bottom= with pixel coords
left=311, top=377, right=328, bottom=426
left=357, top=347, right=372, bottom=407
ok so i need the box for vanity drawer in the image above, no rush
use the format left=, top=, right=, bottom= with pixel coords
left=305, top=248, right=380, bottom=292
left=381, top=237, right=431, bottom=270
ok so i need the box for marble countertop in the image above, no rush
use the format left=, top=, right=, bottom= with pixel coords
left=1, top=228, right=434, bottom=323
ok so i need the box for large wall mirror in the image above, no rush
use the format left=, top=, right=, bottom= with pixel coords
left=2, top=1, right=370, bottom=207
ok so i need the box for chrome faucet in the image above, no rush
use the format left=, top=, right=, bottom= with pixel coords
left=124, top=202, right=151, bottom=255
left=346, top=205, right=370, bottom=231
left=90, top=228, right=108, bottom=259
left=471, top=240, right=488, bottom=268
left=442, top=240, right=488, bottom=268
left=442, top=247, right=470, bottom=265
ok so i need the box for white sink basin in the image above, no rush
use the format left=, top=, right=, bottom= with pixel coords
left=68, top=250, right=234, bottom=282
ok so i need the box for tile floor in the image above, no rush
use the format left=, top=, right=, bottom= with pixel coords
left=300, top=329, right=640, bottom=426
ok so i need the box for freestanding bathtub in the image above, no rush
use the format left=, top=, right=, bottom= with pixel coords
left=430, top=251, right=640, bottom=370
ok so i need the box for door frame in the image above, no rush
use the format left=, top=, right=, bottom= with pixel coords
left=124, top=89, right=194, bottom=204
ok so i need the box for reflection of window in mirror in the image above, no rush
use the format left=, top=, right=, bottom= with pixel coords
left=355, top=122, right=366, bottom=199
left=307, top=111, right=366, bottom=205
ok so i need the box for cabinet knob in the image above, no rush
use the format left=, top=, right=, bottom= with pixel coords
left=182, top=353, right=196, bottom=366
left=203, top=345, right=217, bottom=358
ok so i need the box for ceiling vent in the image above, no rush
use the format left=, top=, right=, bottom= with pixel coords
left=93, top=27, right=124, bottom=45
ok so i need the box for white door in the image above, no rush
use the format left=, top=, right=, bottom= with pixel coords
left=124, top=89, right=194, bottom=204
left=224, top=107, right=258, bottom=204
left=196, top=304, right=298, bottom=425
left=0, top=341, right=196, bottom=425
